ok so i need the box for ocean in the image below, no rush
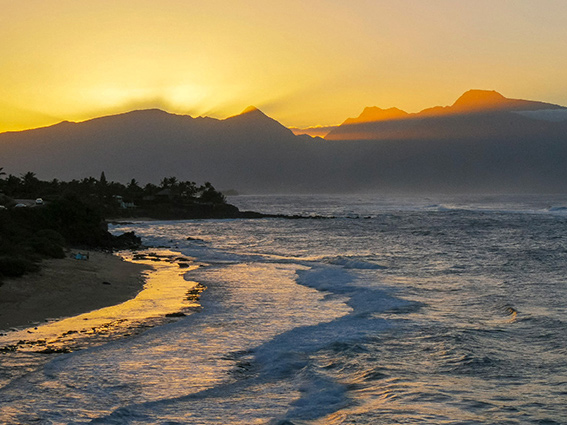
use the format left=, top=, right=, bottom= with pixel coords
left=1, top=194, right=566, bottom=424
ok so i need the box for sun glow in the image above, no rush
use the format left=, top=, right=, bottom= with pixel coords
left=1, top=0, right=567, bottom=133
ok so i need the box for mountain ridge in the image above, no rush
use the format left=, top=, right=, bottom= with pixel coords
left=325, top=90, right=567, bottom=141
left=2, top=90, right=567, bottom=194
left=338, top=89, right=566, bottom=125
left=451, top=89, right=565, bottom=112
left=3, top=90, right=565, bottom=138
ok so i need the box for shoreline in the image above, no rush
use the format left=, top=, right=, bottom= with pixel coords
left=0, top=250, right=151, bottom=332
left=0, top=248, right=203, bottom=388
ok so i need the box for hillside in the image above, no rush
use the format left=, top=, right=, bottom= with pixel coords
left=0, top=107, right=324, bottom=193
left=325, top=90, right=567, bottom=141
left=2, top=91, right=567, bottom=194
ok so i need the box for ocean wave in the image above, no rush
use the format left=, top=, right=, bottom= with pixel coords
left=326, top=256, right=387, bottom=270
left=295, top=266, right=356, bottom=293
left=548, top=205, right=567, bottom=212
left=424, top=204, right=453, bottom=211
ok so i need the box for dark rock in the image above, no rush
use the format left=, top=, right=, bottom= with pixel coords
left=0, top=345, right=17, bottom=353
left=38, top=346, right=71, bottom=354
left=112, top=231, right=142, bottom=249
left=165, top=312, right=186, bottom=318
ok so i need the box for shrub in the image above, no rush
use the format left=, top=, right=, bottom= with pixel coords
left=0, top=256, right=40, bottom=278
left=27, top=234, right=66, bottom=258
left=36, top=229, right=66, bottom=246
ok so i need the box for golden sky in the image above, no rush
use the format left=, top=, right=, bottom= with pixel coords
left=1, top=0, right=566, bottom=132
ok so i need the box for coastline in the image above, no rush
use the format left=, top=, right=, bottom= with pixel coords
left=0, top=250, right=151, bottom=332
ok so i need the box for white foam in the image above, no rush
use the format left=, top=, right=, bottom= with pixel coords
left=327, top=256, right=387, bottom=270
left=548, top=206, right=567, bottom=213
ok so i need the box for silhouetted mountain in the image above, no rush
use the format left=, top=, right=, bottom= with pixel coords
left=451, top=89, right=564, bottom=112
left=1, top=91, right=567, bottom=194
left=0, top=107, right=327, bottom=193
left=322, top=90, right=567, bottom=193
left=342, top=107, right=409, bottom=125
left=326, top=90, right=566, bottom=140
left=290, top=125, right=337, bottom=138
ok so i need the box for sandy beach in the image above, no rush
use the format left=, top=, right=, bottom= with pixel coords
left=0, top=251, right=151, bottom=331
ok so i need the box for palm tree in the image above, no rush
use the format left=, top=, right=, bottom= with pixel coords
left=21, top=171, right=38, bottom=186
left=21, top=171, right=40, bottom=196
left=125, top=179, right=143, bottom=201
left=160, top=176, right=178, bottom=189
left=0, top=168, right=5, bottom=192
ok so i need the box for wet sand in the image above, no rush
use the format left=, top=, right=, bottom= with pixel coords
left=0, top=251, right=151, bottom=331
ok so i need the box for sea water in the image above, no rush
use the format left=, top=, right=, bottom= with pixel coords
left=1, top=194, right=566, bottom=424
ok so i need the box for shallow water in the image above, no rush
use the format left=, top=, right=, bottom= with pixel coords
left=1, top=194, right=566, bottom=424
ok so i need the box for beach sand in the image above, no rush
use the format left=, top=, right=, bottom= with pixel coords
left=0, top=251, right=151, bottom=331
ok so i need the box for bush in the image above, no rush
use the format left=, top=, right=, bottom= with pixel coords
left=27, top=235, right=66, bottom=258
left=36, top=229, right=66, bottom=246
left=43, top=194, right=112, bottom=247
left=0, top=193, right=13, bottom=207
left=0, top=256, right=40, bottom=278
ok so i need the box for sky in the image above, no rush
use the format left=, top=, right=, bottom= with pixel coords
left=1, top=0, right=567, bottom=133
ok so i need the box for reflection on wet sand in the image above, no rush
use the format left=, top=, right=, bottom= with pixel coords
left=0, top=249, right=203, bottom=356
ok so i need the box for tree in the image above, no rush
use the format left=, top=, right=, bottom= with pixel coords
left=143, top=183, right=158, bottom=195
left=2, top=175, right=21, bottom=196
left=160, top=176, right=178, bottom=189
left=128, top=178, right=139, bottom=189
left=20, top=171, right=40, bottom=197
left=198, top=182, right=226, bottom=204
left=178, top=180, right=198, bottom=198
left=125, top=179, right=143, bottom=201
left=99, top=172, right=108, bottom=186
left=0, top=168, right=6, bottom=192
left=97, top=171, right=109, bottom=198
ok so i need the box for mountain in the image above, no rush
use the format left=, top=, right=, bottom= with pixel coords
left=450, top=89, right=564, bottom=113
left=326, top=89, right=567, bottom=140
left=0, top=107, right=327, bottom=193
left=342, top=107, right=408, bottom=125
left=290, top=125, right=337, bottom=138
left=2, top=90, right=567, bottom=194
left=415, top=89, right=566, bottom=117
left=321, top=90, right=567, bottom=193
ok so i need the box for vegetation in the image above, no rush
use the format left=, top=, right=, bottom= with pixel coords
left=0, top=171, right=228, bottom=215
left=0, top=171, right=232, bottom=282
